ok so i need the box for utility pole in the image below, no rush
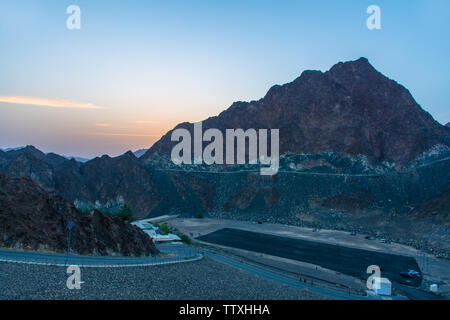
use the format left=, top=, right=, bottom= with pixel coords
left=67, top=221, right=75, bottom=258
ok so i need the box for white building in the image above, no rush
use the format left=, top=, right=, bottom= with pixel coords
left=372, top=277, right=392, bottom=296
left=131, top=219, right=181, bottom=243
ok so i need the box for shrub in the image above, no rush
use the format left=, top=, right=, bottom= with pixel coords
left=196, top=212, right=204, bottom=219
left=158, top=223, right=170, bottom=235
left=117, top=204, right=134, bottom=221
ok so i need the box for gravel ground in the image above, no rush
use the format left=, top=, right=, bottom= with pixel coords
left=0, top=258, right=328, bottom=300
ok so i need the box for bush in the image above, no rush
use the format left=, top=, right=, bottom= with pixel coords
left=158, top=223, right=170, bottom=235
left=79, top=208, right=91, bottom=215
left=117, top=204, right=134, bottom=221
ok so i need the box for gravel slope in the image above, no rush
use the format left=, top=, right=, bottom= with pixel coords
left=0, top=258, right=328, bottom=300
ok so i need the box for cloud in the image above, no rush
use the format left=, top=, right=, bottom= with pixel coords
left=0, top=96, right=107, bottom=109
left=95, top=123, right=113, bottom=127
left=81, top=132, right=162, bottom=137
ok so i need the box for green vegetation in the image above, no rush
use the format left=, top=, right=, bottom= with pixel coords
left=77, top=204, right=135, bottom=222
left=152, top=222, right=191, bottom=244
left=79, top=208, right=91, bottom=215
left=116, top=204, right=134, bottom=221
left=157, top=223, right=170, bottom=235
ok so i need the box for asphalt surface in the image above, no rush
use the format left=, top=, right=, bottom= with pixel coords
left=198, top=228, right=423, bottom=287
left=201, top=247, right=375, bottom=300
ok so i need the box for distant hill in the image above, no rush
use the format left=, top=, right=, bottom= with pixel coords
left=1, top=146, right=26, bottom=152
left=133, top=148, right=148, bottom=158
left=66, top=156, right=90, bottom=163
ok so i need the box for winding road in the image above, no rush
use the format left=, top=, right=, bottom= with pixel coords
left=0, top=245, right=201, bottom=267
left=0, top=243, right=430, bottom=300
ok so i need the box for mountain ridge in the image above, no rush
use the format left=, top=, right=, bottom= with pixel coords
left=143, top=57, right=449, bottom=165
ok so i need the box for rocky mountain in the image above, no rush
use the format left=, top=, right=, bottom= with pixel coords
left=403, top=186, right=450, bottom=252
left=133, top=148, right=148, bottom=158
left=67, top=156, right=90, bottom=163
left=1, top=146, right=26, bottom=152
left=0, top=173, right=158, bottom=256
left=446, top=122, right=450, bottom=128
left=0, top=148, right=162, bottom=217
left=144, top=58, right=449, bottom=165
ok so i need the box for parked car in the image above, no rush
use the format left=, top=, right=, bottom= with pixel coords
left=400, top=270, right=421, bottom=278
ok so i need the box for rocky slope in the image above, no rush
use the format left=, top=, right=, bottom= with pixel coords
left=143, top=58, right=449, bottom=165
left=0, top=174, right=158, bottom=256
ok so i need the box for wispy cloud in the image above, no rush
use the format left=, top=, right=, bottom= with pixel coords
left=81, top=132, right=161, bottom=137
left=0, top=96, right=107, bottom=109
left=95, top=123, right=113, bottom=127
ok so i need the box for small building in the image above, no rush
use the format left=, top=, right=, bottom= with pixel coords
left=430, top=284, right=438, bottom=293
left=372, top=277, right=392, bottom=296
left=131, top=219, right=181, bottom=243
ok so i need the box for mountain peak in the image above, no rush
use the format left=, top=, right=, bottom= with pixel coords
left=328, top=57, right=380, bottom=83
left=5, top=145, right=45, bottom=159
left=331, top=57, right=372, bottom=70
left=121, top=150, right=137, bottom=159
left=145, top=57, right=450, bottom=165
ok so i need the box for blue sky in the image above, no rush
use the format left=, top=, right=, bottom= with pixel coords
left=0, top=0, right=449, bottom=157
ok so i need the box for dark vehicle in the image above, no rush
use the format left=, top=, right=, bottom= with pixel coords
left=400, top=270, right=421, bottom=279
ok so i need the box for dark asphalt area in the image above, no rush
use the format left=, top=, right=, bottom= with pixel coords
left=198, top=228, right=422, bottom=287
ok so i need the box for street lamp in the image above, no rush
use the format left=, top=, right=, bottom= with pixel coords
left=67, top=221, right=75, bottom=257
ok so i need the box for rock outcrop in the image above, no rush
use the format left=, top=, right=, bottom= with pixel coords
left=0, top=174, right=158, bottom=256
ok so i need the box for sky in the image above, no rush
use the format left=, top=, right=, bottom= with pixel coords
left=0, top=0, right=449, bottom=158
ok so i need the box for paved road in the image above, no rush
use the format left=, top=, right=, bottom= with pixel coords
left=0, top=245, right=200, bottom=267
left=0, top=244, right=425, bottom=300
